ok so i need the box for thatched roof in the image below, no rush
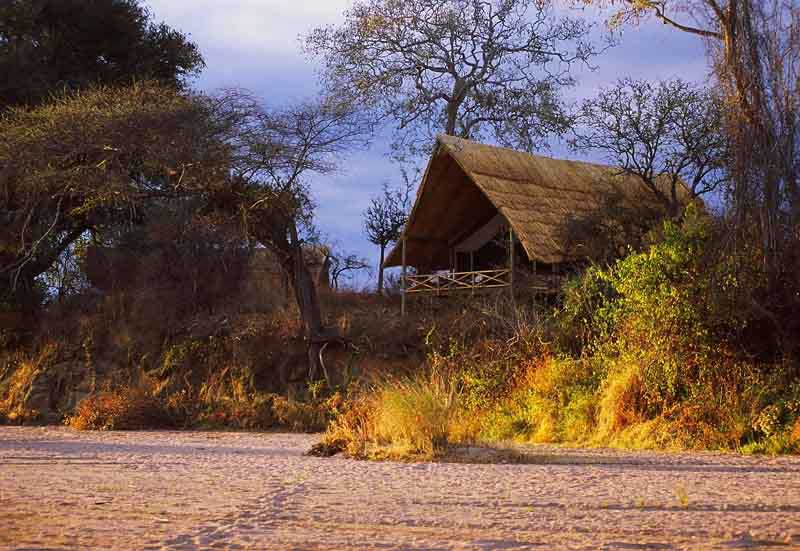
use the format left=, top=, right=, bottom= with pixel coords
left=384, top=135, right=688, bottom=269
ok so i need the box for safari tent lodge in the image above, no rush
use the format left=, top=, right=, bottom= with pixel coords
left=384, top=135, right=682, bottom=309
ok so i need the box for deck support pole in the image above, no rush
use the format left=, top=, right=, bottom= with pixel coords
left=508, top=226, right=515, bottom=301
left=401, top=236, right=407, bottom=317
left=470, top=251, right=475, bottom=296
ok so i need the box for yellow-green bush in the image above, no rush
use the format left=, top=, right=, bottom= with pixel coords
left=524, top=208, right=798, bottom=451
left=479, top=355, right=599, bottom=444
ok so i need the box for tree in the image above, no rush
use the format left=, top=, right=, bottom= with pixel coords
left=708, top=0, right=799, bottom=286
left=328, top=248, right=371, bottom=291
left=0, top=82, right=230, bottom=310
left=363, top=182, right=411, bottom=294
left=225, top=93, right=373, bottom=378
left=572, top=78, right=727, bottom=218
left=582, top=0, right=799, bottom=263
left=305, top=0, right=599, bottom=156
left=582, top=0, right=799, bottom=347
left=0, top=0, right=204, bottom=108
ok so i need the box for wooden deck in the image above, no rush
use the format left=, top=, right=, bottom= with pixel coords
left=402, top=268, right=567, bottom=296
left=404, top=269, right=511, bottom=295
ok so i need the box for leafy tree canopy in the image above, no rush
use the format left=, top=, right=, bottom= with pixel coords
left=572, top=78, right=727, bottom=217
left=0, top=82, right=230, bottom=306
left=0, top=0, right=204, bottom=108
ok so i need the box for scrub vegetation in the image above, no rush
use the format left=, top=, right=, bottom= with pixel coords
left=1, top=0, right=798, bottom=461
left=317, top=209, right=800, bottom=459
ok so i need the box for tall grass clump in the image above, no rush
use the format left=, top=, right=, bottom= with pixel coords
left=0, top=344, right=60, bottom=424
left=314, top=369, right=470, bottom=460
left=314, top=298, right=551, bottom=459
left=372, top=372, right=464, bottom=457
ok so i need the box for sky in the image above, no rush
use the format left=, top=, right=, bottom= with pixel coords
left=147, top=0, right=710, bottom=288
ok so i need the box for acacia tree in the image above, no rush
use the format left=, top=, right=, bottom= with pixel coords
left=0, top=0, right=204, bottom=108
left=327, top=249, right=371, bottom=291
left=572, top=78, right=727, bottom=218
left=305, top=0, right=599, bottom=155
left=363, top=182, right=411, bottom=294
left=0, top=82, right=230, bottom=310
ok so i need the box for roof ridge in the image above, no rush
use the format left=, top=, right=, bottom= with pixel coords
left=435, top=134, right=616, bottom=171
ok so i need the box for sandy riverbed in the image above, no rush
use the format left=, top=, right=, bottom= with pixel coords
left=1, top=427, right=799, bottom=550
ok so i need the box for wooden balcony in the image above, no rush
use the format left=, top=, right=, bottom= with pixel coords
left=402, top=268, right=568, bottom=296
left=403, top=269, right=510, bottom=295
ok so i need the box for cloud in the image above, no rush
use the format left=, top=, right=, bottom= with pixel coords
left=148, top=0, right=346, bottom=53
left=147, top=0, right=350, bottom=96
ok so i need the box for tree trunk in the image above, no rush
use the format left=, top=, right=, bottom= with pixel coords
left=377, top=243, right=386, bottom=295
left=445, top=101, right=458, bottom=136
left=286, top=222, right=326, bottom=381
left=446, top=78, right=468, bottom=136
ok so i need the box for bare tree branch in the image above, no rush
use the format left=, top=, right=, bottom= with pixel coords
left=571, top=78, right=727, bottom=217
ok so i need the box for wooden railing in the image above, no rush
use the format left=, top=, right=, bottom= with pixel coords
left=404, top=269, right=511, bottom=295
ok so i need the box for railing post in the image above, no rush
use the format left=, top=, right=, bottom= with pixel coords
left=508, top=226, right=515, bottom=300
left=401, top=235, right=407, bottom=317
left=470, top=251, right=475, bottom=296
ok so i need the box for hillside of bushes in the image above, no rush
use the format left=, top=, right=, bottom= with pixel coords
left=315, top=208, right=800, bottom=459
left=1, top=207, right=798, bottom=460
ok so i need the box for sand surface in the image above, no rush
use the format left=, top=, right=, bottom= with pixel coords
left=1, top=427, right=799, bottom=550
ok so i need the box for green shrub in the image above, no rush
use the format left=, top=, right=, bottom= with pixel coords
left=557, top=266, right=618, bottom=354
left=480, top=208, right=800, bottom=452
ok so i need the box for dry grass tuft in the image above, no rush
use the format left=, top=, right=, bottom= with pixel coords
left=271, top=393, right=340, bottom=433
left=311, top=371, right=477, bottom=460
left=372, top=375, right=464, bottom=458
left=0, top=344, right=60, bottom=424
